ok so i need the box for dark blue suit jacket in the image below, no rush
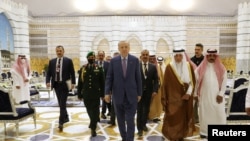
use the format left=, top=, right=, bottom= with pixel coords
left=105, top=54, right=142, bottom=104
left=46, top=57, right=76, bottom=89
left=95, top=60, right=109, bottom=77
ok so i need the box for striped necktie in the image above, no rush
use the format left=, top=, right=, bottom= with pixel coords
left=122, top=58, right=127, bottom=77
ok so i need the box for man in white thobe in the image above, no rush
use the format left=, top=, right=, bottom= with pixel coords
left=11, top=55, right=31, bottom=104
left=194, top=49, right=227, bottom=139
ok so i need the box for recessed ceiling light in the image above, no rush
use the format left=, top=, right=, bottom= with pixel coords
left=74, top=0, right=98, bottom=12
left=170, top=0, right=194, bottom=11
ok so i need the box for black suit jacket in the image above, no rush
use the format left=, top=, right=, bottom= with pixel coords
left=46, top=57, right=76, bottom=89
left=95, top=60, right=109, bottom=77
left=140, top=62, right=159, bottom=95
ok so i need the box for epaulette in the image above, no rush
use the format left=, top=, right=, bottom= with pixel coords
left=80, top=64, right=87, bottom=81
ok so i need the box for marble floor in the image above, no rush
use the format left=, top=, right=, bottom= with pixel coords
left=0, top=89, right=206, bottom=141
left=0, top=106, right=206, bottom=141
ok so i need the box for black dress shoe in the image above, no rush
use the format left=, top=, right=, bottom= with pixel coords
left=200, top=134, right=207, bottom=138
left=58, top=124, right=63, bottom=132
left=91, top=130, right=97, bottom=137
left=179, top=138, right=184, bottom=141
left=64, top=118, right=69, bottom=124
left=153, top=118, right=160, bottom=123
left=101, top=113, right=107, bottom=119
left=107, top=121, right=116, bottom=126
left=138, top=130, right=143, bottom=136
left=143, top=126, right=148, bottom=132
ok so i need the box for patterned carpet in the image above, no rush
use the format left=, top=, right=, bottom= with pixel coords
left=0, top=89, right=205, bottom=141
left=30, top=89, right=84, bottom=107
left=0, top=107, right=205, bottom=141
left=31, top=97, right=84, bottom=107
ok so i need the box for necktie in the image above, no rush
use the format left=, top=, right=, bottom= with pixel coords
left=144, top=63, right=147, bottom=78
left=122, top=58, right=127, bottom=77
left=56, top=58, right=61, bottom=82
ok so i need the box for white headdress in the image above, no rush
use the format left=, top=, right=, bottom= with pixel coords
left=171, top=48, right=191, bottom=83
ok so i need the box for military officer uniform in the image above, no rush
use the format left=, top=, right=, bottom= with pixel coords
left=77, top=52, right=105, bottom=137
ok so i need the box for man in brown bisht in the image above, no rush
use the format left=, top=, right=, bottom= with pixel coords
left=161, top=48, right=196, bottom=141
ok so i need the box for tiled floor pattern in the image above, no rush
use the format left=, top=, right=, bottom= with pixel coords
left=0, top=107, right=206, bottom=141
left=0, top=90, right=206, bottom=141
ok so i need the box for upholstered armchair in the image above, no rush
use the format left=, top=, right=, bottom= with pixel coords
left=226, top=84, right=250, bottom=124
left=0, top=86, right=36, bottom=136
left=30, top=85, right=40, bottom=101
left=233, top=76, right=249, bottom=89
left=1, top=72, right=7, bottom=81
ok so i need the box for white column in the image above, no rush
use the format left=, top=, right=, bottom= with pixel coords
left=236, top=2, right=250, bottom=73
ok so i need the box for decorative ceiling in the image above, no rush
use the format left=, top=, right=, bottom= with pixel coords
left=12, top=0, right=250, bottom=17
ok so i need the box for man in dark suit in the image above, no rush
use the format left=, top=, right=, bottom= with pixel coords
left=105, top=41, right=142, bottom=141
left=46, top=45, right=76, bottom=132
left=78, top=51, right=105, bottom=137
left=96, top=50, right=111, bottom=120
left=190, top=43, right=204, bottom=123
left=137, top=50, right=159, bottom=137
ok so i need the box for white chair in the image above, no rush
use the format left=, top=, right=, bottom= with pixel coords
left=30, top=86, right=40, bottom=101
left=0, top=86, right=36, bottom=136
left=232, top=76, right=249, bottom=89
left=226, top=83, right=250, bottom=124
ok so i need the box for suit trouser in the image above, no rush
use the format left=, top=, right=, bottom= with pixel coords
left=54, top=82, right=69, bottom=125
left=101, top=99, right=111, bottom=114
left=110, top=99, right=116, bottom=123
left=137, top=90, right=151, bottom=131
left=84, top=98, right=100, bottom=130
left=114, top=94, right=137, bottom=141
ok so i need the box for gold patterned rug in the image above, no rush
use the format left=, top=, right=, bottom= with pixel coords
left=0, top=107, right=204, bottom=141
left=31, top=98, right=84, bottom=107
